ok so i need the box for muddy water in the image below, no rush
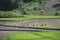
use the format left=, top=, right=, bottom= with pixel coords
left=0, top=19, right=60, bottom=28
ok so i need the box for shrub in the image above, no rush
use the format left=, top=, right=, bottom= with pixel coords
left=55, top=12, right=60, bottom=16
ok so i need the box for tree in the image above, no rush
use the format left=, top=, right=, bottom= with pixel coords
left=0, top=0, right=18, bottom=11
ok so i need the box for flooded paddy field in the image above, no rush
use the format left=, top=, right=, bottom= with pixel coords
left=0, top=18, right=60, bottom=28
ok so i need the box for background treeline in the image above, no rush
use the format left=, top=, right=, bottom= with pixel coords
left=0, top=0, right=60, bottom=18
left=0, top=0, right=47, bottom=11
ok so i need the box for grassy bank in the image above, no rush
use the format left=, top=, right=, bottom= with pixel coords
left=0, top=15, right=60, bottom=20
left=4, top=32, right=60, bottom=40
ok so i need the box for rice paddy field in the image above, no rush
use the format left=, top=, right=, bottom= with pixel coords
left=0, top=18, right=60, bottom=29
left=3, top=32, right=60, bottom=40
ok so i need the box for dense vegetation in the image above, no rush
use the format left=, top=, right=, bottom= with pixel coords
left=0, top=0, right=60, bottom=18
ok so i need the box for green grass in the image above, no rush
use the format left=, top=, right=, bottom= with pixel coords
left=0, top=15, right=60, bottom=20
left=33, top=26, right=60, bottom=28
left=4, top=32, right=60, bottom=40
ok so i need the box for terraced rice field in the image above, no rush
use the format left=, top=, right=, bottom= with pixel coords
left=0, top=18, right=60, bottom=28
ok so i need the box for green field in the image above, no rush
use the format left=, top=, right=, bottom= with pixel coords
left=4, top=32, right=60, bottom=40
left=0, top=15, right=60, bottom=20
